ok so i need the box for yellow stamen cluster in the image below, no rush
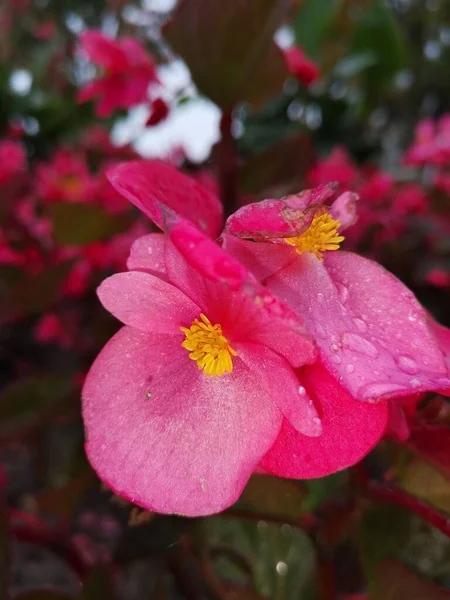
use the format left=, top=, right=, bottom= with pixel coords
left=285, top=209, right=344, bottom=261
left=181, top=314, right=237, bottom=377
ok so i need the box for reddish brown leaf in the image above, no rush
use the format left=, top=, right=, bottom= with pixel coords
left=371, top=559, right=450, bottom=600
left=163, top=0, right=292, bottom=109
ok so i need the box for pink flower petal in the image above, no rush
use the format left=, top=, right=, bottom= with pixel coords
left=267, top=252, right=450, bottom=401
left=127, top=233, right=167, bottom=278
left=79, top=31, right=129, bottom=71
left=83, top=327, right=282, bottom=516
left=236, top=342, right=321, bottom=436
left=221, top=234, right=295, bottom=281
left=97, top=271, right=200, bottom=333
left=224, top=184, right=337, bottom=241
left=107, top=161, right=223, bottom=237
left=259, top=362, right=388, bottom=478
left=329, top=191, right=359, bottom=231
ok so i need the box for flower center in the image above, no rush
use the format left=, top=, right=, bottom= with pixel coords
left=284, top=209, right=344, bottom=261
left=180, top=313, right=237, bottom=377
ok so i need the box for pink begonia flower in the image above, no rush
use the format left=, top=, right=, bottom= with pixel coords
left=83, top=216, right=328, bottom=516
left=78, top=30, right=158, bottom=118
left=34, top=148, right=92, bottom=204
left=307, top=147, right=358, bottom=189
left=107, top=160, right=223, bottom=238
left=223, top=185, right=450, bottom=403
left=84, top=164, right=389, bottom=509
left=282, top=46, right=320, bottom=87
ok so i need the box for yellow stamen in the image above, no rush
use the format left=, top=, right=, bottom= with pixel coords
left=284, top=208, right=344, bottom=261
left=181, top=313, right=237, bottom=377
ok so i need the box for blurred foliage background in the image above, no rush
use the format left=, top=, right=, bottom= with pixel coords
left=1, top=0, right=450, bottom=598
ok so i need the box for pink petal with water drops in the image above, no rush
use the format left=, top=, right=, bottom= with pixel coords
left=259, top=362, right=388, bottom=478
left=266, top=251, right=450, bottom=402
left=83, top=327, right=282, bottom=516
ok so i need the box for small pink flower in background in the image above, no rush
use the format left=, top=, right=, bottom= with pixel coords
left=307, top=146, right=358, bottom=189
left=34, top=313, right=70, bottom=346
left=35, top=148, right=92, bottom=204
left=224, top=185, right=450, bottom=403
left=392, top=183, right=428, bottom=215
left=78, top=30, right=159, bottom=118
left=426, top=267, right=450, bottom=288
left=0, top=139, right=26, bottom=186
left=282, top=46, right=320, bottom=86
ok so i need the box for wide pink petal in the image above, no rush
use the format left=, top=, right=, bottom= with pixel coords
left=83, top=327, right=282, bottom=516
left=127, top=233, right=166, bottom=278
left=260, top=362, right=388, bottom=478
left=107, top=161, right=223, bottom=237
left=236, top=342, right=321, bottom=436
left=97, top=271, right=200, bottom=333
left=267, top=252, right=450, bottom=401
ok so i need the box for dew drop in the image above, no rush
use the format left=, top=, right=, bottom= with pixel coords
left=276, top=561, right=288, bottom=576
left=317, top=292, right=324, bottom=301
left=410, top=377, right=421, bottom=388
left=298, top=386, right=306, bottom=396
left=353, top=318, right=368, bottom=332
left=345, top=363, right=355, bottom=374
left=408, top=314, right=417, bottom=323
left=395, top=355, right=419, bottom=374
left=342, top=333, right=379, bottom=358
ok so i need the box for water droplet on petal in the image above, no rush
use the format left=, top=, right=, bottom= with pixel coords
left=342, top=333, right=379, bottom=358
left=353, top=318, right=368, bottom=332
left=410, top=377, right=421, bottom=388
left=298, top=386, right=306, bottom=396
left=395, top=355, right=419, bottom=374
left=408, top=314, right=417, bottom=323
left=345, top=363, right=355, bottom=373
left=317, top=292, right=324, bottom=301
left=337, top=283, right=349, bottom=303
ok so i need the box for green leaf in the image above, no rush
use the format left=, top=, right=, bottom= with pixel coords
left=82, top=566, right=115, bottom=600
left=399, top=458, right=450, bottom=515
left=293, top=0, right=339, bottom=60
left=370, top=559, right=450, bottom=600
left=334, top=51, right=378, bottom=78
left=0, top=376, right=74, bottom=439
left=350, top=1, right=407, bottom=91
left=49, top=203, right=124, bottom=246
left=2, top=261, right=73, bottom=318
left=302, top=471, right=348, bottom=511
left=37, top=472, right=95, bottom=520
left=232, top=474, right=307, bottom=518
left=202, top=517, right=316, bottom=600
left=358, top=504, right=413, bottom=577
left=164, top=0, right=291, bottom=109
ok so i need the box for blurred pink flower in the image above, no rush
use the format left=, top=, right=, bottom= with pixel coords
left=0, top=139, right=26, bottom=186
left=78, top=30, right=159, bottom=118
left=307, top=147, right=358, bottom=189
left=35, top=148, right=92, bottom=204
left=282, top=46, right=320, bottom=86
